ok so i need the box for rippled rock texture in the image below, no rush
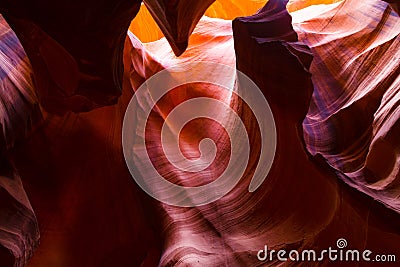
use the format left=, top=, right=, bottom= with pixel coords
left=0, top=15, right=40, bottom=267
left=295, top=0, right=400, bottom=213
left=0, top=0, right=399, bottom=266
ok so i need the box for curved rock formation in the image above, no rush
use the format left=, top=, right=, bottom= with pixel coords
left=121, top=0, right=400, bottom=266
left=293, top=0, right=400, bottom=213
left=0, top=0, right=142, bottom=114
left=142, top=0, right=217, bottom=56
left=129, top=0, right=266, bottom=43
left=0, top=15, right=40, bottom=267
left=0, top=0, right=399, bottom=266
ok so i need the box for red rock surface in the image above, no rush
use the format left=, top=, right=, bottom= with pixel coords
left=0, top=0, right=142, bottom=114
left=293, top=0, right=400, bottom=213
left=0, top=0, right=399, bottom=266
left=0, top=15, right=40, bottom=267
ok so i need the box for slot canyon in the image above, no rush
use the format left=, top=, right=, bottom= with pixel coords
left=0, top=0, right=399, bottom=266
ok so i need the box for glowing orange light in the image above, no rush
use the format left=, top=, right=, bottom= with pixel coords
left=129, top=0, right=343, bottom=43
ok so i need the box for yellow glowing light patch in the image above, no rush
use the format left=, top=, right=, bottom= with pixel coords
left=128, top=0, right=343, bottom=43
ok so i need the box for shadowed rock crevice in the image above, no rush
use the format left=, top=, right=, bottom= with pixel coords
left=0, top=0, right=142, bottom=114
